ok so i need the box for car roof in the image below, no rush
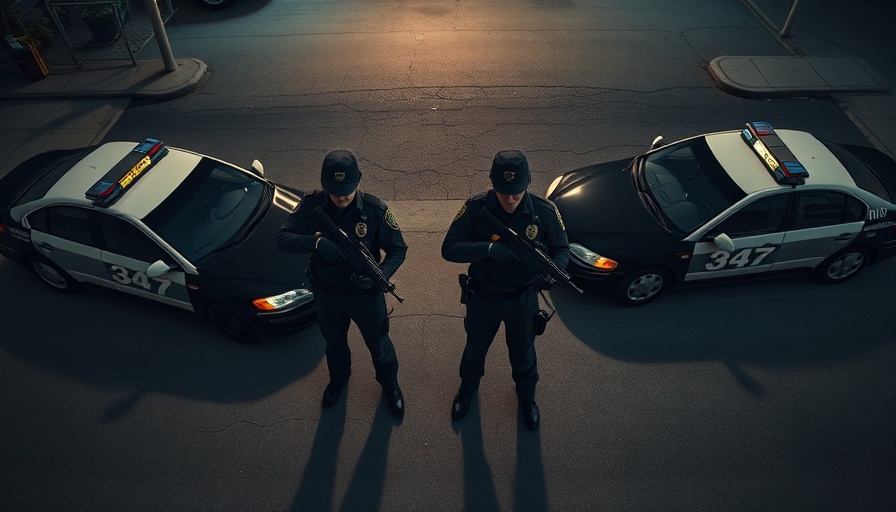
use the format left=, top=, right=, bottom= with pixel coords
left=45, top=142, right=201, bottom=219
left=706, top=129, right=857, bottom=195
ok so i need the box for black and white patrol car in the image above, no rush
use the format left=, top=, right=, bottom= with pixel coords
left=546, top=122, right=896, bottom=306
left=0, top=138, right=315, bottom=343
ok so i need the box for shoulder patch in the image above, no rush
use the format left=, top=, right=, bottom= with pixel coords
left=554, top=204, right=566, bottom=231
left=452, top=203, right=467, bottom=223
left=384, top=208, right=400, bottom=230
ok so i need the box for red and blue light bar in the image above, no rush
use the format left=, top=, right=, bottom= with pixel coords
left=741, top=121, right=809, bottom=186
left=86, top=138, right=169, bottom=206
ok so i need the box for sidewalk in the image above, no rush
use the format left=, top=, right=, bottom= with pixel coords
left=0, top=57, right=208, bottom=100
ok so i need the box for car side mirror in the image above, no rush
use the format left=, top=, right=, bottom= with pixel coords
left=713, top=233, right=735, bottom=252
left=650, top=135, right=665, bottom=150
left=146, top=260, right=173, bottom=278
left=251, top=159, right=265, bottom=177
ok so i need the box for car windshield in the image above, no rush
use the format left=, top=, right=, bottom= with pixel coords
left=142, top=158, right=270, bottom=262
left=638, top=137, right=746, bottom=232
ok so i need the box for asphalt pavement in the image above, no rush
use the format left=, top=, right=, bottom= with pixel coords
left=1, top=1, right=894, bottom=176
left=1, top=2, right=895, bottom=510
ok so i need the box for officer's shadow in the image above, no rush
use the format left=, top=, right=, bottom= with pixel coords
left=291, top=396, right=396, bottom=511
left=456, top=401, right=547, bottom=510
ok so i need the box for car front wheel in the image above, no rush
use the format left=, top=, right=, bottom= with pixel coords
left=814, top=247, right=869, bottom=284
left=198, top=0, right=233, bottom=9
left=30, top=256, right=79, bottom=293
left=209, top=303, right=262, bottom=344
left=613, top=266, right=670, bottom=306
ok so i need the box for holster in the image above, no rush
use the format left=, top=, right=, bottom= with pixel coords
left=458, top=273, right=472, bottom=304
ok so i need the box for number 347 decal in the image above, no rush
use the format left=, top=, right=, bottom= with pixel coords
left=704, top=246, right=777, bottom=271
left=106, top=264, right=172, bottom=295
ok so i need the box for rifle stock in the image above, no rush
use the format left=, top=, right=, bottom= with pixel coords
left=309, top=206, right=404, bottom=303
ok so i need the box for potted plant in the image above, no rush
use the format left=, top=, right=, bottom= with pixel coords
left=1, top=0, right=51, bottom=79
left=79, top=0, right=128, bottom=44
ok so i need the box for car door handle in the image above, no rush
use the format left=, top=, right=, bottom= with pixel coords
left=36, top=242, right=54, bottom=252
left=834, top=233, right=853, bottom=241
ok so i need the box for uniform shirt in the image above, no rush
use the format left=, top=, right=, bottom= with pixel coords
left=277, top=190, right=407, bottom=294
left=442, top=190, right=570, bottom=291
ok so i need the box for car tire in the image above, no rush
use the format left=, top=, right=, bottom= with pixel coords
left=209, top=303, right=262, bottom=344
left=814, top=247, right=869, bottom=284
left=29, top=256, right=79, bottom=293
left=198, top=0, right=233, bottom=9
left=613, top=266, right=670, bottom=306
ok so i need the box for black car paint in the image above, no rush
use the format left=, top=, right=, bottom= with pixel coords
left=549, top=157, right=691, bottom=290
left=188, top=188, right=315, bottom=335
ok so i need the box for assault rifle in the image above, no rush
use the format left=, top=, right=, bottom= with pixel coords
left=476, top=207, right=583, bottom=293
left=309, top=206, right=404, bottom=303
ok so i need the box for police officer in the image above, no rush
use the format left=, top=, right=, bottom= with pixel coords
left=277, top=150, right=408, bottom=418
left=442, top=149, right=569, bottom=430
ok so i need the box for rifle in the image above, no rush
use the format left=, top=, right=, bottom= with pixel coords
left=309, top=206, right=404, bottom=303
left=475, top=207, right=583, bottom=294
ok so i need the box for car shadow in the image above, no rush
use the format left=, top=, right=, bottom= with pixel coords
left=169, top=0, right=275, bottom=24
left=550, top=263, right=896, bottom=370
left=0, top=262, right=324, bottom=412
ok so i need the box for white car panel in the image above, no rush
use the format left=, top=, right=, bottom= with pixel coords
left=46, top=142, right=199, bottom=220
left=706, top=130, right=857, bottom=197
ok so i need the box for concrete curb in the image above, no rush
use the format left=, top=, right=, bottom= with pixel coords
left=0, top=57, right=209, bottom=100
left=709, top=55, right=889, bottom=99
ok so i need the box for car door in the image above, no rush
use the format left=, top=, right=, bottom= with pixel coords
left=96, top=213, right=194, bottom=311
left=770, top=190, right=865, bottom=271
left=26, top=205, right=113, bottom=288
left=685, top=192, right=791, bottom=282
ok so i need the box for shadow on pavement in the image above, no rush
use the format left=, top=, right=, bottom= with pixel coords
left=0, top=261, right=325, bottom=414
left=550, top=263, right=896, bottom=371
left=291, top=399, right=399, bottom=511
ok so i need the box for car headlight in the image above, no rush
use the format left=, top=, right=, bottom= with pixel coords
left=569, top=243, right=618, bottom=271
left=546, top=175, right=564, bottom=197
left=252, top=288, right=313, bottom=311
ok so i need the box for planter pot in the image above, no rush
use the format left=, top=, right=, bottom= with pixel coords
left=5, top=36, right=48, bottom=80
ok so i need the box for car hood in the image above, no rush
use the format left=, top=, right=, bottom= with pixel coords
left=200, top=188, right=309, bottom=295
left=549, top=159, right=679, bottom=251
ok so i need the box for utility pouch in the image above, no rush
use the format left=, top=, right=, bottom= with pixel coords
left=459, top=273, right=472, bottom=304
left=533, top=290, right=556, bottom=336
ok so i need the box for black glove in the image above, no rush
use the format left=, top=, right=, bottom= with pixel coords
left=351, top=273, right=374, bottom=290
left=316, top=238, right=348, bottom=264
left=488, top=243, right=520, bottom=266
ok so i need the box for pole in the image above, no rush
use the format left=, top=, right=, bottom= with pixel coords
left=779, top=0, right=802, bottom=37
left=143, top=0, right=177, bottom=71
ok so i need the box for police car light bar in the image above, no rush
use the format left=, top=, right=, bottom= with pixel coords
left=741, top=121, right=809, bottom=186
left=86, top=138, right=169, bottom=206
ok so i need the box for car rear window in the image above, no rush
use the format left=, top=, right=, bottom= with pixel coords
left=12, top=149, right=93, bottom=207
left=823, top=142, right=892, bottom=201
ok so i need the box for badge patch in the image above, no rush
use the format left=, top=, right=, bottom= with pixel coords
left=504, top=170, right=516, bottom=182
left=355, top=222, right=368, bottom=237
left=452, top=204, right=467, bottom=223
left=526, top=224, right=538, bottom=240
left=334, top=171, right=345, bottom=182
left=384, top=209, right=399, bottom=230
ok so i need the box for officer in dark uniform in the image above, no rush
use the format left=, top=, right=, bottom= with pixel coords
left=277, top=150, right=408, bottom=418
left=442, top=149, right=569, bottom=430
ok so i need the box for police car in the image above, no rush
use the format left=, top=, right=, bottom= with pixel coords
left=0, top=138, right=315, bottom=343
left=546, top=122, right=896, bottom=306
